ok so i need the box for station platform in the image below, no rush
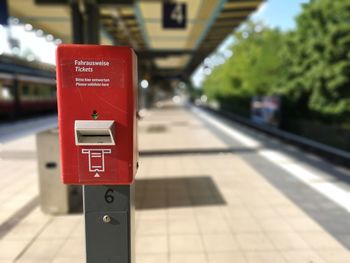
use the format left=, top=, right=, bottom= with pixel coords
left=1, top=102, right=350, bottom=262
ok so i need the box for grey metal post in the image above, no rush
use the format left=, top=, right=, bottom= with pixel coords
left=70, top=0, right=99, bottom=44
left=84, top=0, right=100, bottom=44
left=70, top=1, right=84, bottom=44
left=83, top=185, right=135, bottom=263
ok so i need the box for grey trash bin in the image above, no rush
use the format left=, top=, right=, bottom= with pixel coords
left=36, top=129, right=82, bottom=214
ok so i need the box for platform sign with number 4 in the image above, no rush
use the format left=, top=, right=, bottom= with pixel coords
left=162, top=2, right=187, bottom=29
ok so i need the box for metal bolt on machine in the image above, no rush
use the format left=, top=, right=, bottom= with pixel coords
left=56, top=44, right=138, bottom=263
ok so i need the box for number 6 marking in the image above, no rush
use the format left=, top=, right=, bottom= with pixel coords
left=105, top=189, right=114, bottom=204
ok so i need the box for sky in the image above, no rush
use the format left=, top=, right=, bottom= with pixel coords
left=253, top=0, right=310, bottom=30
left=191, top=0, right=311, bottom=87
left=0, top=20, right=60, bottom=64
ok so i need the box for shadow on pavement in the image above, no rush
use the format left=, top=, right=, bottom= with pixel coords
left=135, top=176, right=226, bottom=210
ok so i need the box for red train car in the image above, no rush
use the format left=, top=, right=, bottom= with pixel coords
left=0, top=55, right=56, bottom=119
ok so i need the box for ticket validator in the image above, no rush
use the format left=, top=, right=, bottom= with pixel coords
left=56, top=45, right=138, bottom=263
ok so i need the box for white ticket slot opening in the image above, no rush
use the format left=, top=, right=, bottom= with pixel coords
left=75, top=120, right=116, bottom=146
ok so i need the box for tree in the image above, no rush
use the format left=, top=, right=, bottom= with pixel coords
left=203, top=22, right=284, bottom=115
left=279, top=0, right=350, bottom=120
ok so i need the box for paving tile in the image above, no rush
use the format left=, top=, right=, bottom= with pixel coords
left=16, top=259, right=48, bottom=263
left=274, top=206, right=306, bottom=218
left=317, top=249, right=350, bottom=263
left=39, top=216, right=80, bottom=238
left=299, top=231, right=344, bottom=249
left=136, top=235, right=168, bottom=254
left=196, top=216, right=231, bottom=234
left=136, top=219, right=167, bottom=236
left=69, top=221, right=84, bottom=238
left=194, top=207, right=225, bottom=218
left=266, top=232, right=310, bottom=250
left=52, top=256, right=86, bottom=263
left=202, top=234, right=239, bottom=252
left=248, top=207, right=279, bottom=219
left=56, top=238, right=84, bottom=258
left=236, top=233, right=275, bottom=251
left=222, top=206, right=251, bottom=219
left=170, top=253, right=207, bottom=263
left=169, top=216, right=199, bottom=234
left=207, top=252, right=247, bottom=263
left=5, top=212, right=51, bottom=240
left=228, top=217, right=262, bottom=233
left=0, top=239, right=30, bottom=261
left=259, top=218, right=294, bottom=232
left=137, top=209, right=168, bottom=220
left=168, top=207, right=195, bottom=218
left=136, top=253, right=168, bottom=263
left=281, top=250, right=326, bottom=263
left=19, top=239, right=66, bottom=260
left=245, top=251, right=287, bottom=263
left=285, top=216, right=323, bottom=232
left=169, top=234, right=204, bottom=253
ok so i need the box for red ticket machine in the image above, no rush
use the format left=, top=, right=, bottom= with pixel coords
left=56, top=45, right=138, bottom=185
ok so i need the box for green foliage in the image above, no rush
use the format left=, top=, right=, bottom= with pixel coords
left=203, top=22, right=284, bottom=103
left=280, top=0, right=350, bottom=119
left=202, top=0, right=350, bottom=123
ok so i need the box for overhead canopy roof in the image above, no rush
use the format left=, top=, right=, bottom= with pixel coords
left=8, top=0, right=263, bottom=79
